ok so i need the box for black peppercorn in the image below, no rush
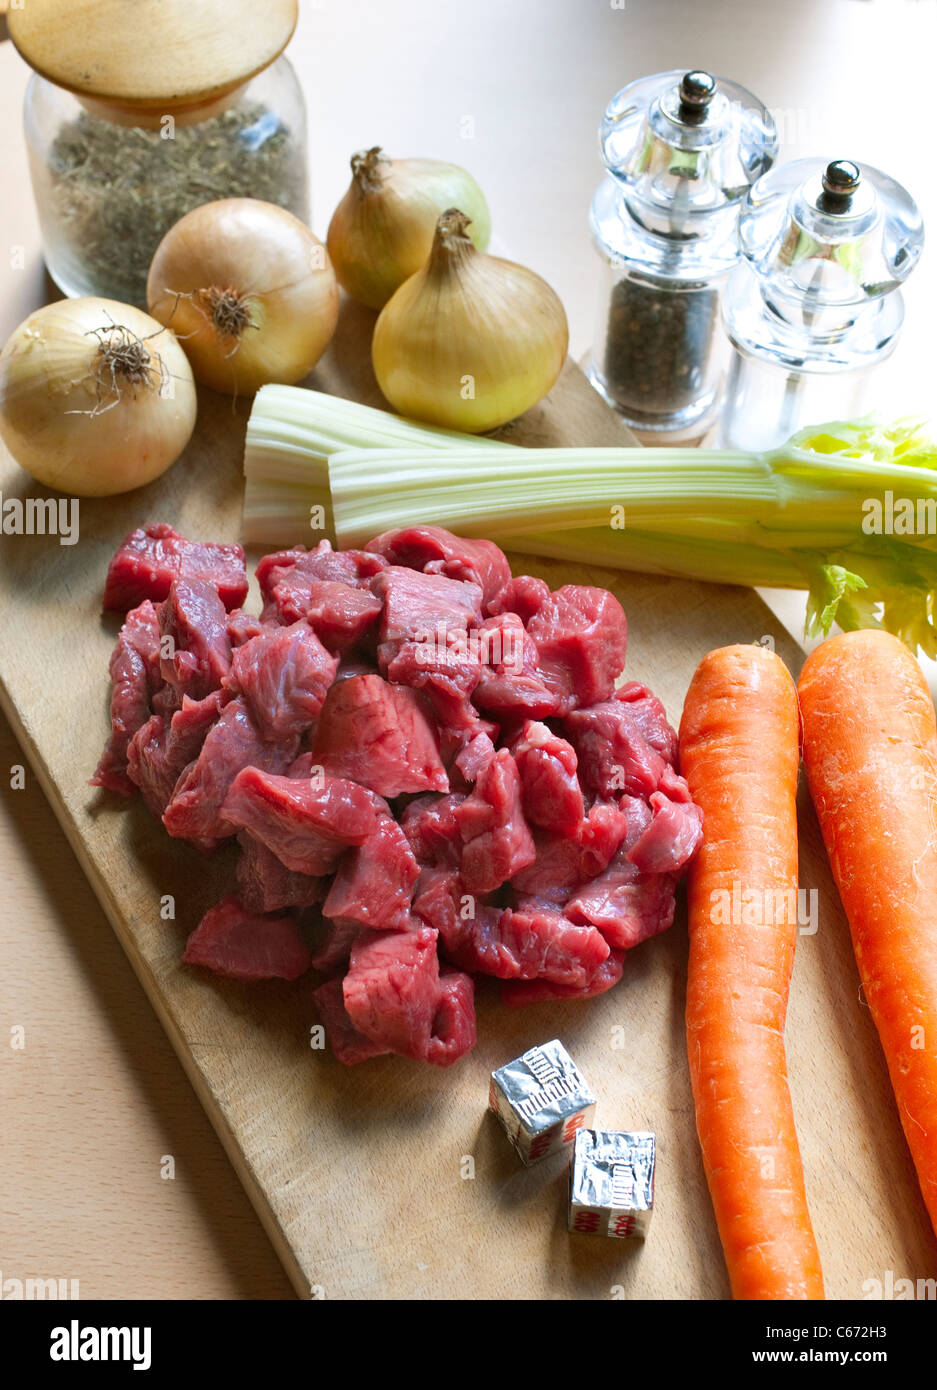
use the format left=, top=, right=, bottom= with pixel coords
left=601, top=275, right=720, bottom=417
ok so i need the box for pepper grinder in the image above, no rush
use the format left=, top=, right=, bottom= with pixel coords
left=588, top=69, right=778, bottom=442
left=718, top=158, right=924, bottom=451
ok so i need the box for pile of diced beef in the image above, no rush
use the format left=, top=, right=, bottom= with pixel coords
left=93, top=521, right=703, bottom=1068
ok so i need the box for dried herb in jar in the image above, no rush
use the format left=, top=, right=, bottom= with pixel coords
left=46, top=102, right=308, bottom=306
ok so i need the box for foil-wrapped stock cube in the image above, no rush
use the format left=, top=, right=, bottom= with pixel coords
left=568, top=1129, right=656, bottom=1238
left=488, top=1039, right=596, bottom=1164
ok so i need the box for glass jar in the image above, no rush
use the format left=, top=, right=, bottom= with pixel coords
left=718, top=159, right=924, bottom=452
left=588, top=70, right=777, bottom=441
left=22, top=57, right=309, bottom=307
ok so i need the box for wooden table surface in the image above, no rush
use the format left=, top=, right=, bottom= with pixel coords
left=2, top=0, right=936, bottom=1300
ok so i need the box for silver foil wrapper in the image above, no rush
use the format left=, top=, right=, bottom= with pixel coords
left=568, top=1129, right=656, bottom=1238
left=489, top=1039, right=596, bottom=1164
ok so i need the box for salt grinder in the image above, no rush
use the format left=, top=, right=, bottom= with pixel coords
left=718, top=158, right=924, bottom=451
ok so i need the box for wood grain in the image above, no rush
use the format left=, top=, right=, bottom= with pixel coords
left=7, top=0, right=298, bottom=110
left=0, top=328, right=934, bottom=1297
left=0, top=712, right=294, bottom=1299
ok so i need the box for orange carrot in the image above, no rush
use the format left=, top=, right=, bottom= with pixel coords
left=679, top=644, right=824, bottom=1300
left=798, top=629, right=937, bottom=1235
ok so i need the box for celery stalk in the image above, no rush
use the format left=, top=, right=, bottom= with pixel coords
left=242, top=385, right=502, bottom=543
left=502, top=525, right=808, bottom=589
left=240, top=386, right=937, bottom=657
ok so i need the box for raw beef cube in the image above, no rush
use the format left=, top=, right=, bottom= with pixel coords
left=413, top=868, right=505, bottom=968
left=511, top=720, right=584, bottom=834
left=255, top=546, right=311, bottom=602
left=103, top=523, right=248, bottom=612
left=658, top=762, right=696, bottom=802
left=168, top=688, right=229, bottom=747
left=487, top=574, right=551, bottom=624
left=366, top=526, right=511, bottom=607
left=162, top=699, right=297, bottom=844
left=381, top=620, right=497, bottom=754
left=454, top=731, right=497, bottom=784
left=127, top=690, right=228, bottom=816
left=423, top=700, right=497, bottom=769
left=159, top=578, right=232, bottom=698
left=427, top=969, right=476, bottom=1067
left=287, top=751, right=320, bottom=779
left=627, top=788, right=703, bottom=874
left=257, top=542, right=383, bottom=631
left=494, top=906, right=609, bottom=987
left=333, top=653, right=375, bottom=683
left=399, top=793, right=467, bottom=868
left=385, top=633, right=482, bottom=726
left=373, top=565, right=483, bottom=663
left=455, top=749, right=536, bottom=893
left=501, top=951, right=625, bottom=1007
left=226, top=609, right=265, bottom=648
left=342, top=926, right=442, bottom=1061
left=566, top=860, right=677, bottom=949
left=415, top=871, right=608, bottom=987
left=565, top=699, right=667, bottom=798
left=126, top=715, right=175, bottom=814
left=151, top=681, right=183, bottom=721
left=223, top=619, right=339, bottom=740
left=257, top=539, right=387, bottom=611
left=322, top=814, right=420, bottom=930
left=236, top=831, right=326, bottom=913
left=477, top=607, right=541, bottom=667
left=472, top=673, right=560, bottom=723
left=615, top=682, right=679, bottom=765
left=220, top=766, right=381, bottom=875
left=526, top=585, right=627, bottom=712
left=472, top=613, right=561, bottom=720
left=308, top=917, right=362, bottom=976
left=437, top=713, right=501, bottom=773
left=311, top=673, right=448, bottom=797
left=253, top=544, right=304, bottom=606
left=313, top=976, right=391, bottom=1064
left=509, top=829, right=583, bottom=905
left=91, top=599, right=164, bottom=795
left=182, top=894, right=312, bottom=981
left=300, top=581, right=383, bottom=654
left=510, top=800, right=641, bottom=904
left=580, top=798, right=645, bottom=876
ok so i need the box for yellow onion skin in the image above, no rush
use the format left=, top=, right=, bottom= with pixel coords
left=327, top=150, right=491, bottom=309
left=372, top=211, right=568, bottom=433
left=0, top=298, right=197, bottom=497
left=147, top=199, right=339, bottom=396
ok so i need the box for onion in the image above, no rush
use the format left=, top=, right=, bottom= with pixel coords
left=0, top=298, right=197, bottom=496
left=147, top=199, right=339, bottom=396
left=372, top=209, right=568, bottom=433
left=327, top=148, right=491, bottom=309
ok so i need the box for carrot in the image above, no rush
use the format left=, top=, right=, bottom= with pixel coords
left=679, top=644, right=824, bottom=1300
left=798, top=629, right=937, bottom=1235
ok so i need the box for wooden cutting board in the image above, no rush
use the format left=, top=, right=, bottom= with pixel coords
left=0, top=317, right=934, bottom=1300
